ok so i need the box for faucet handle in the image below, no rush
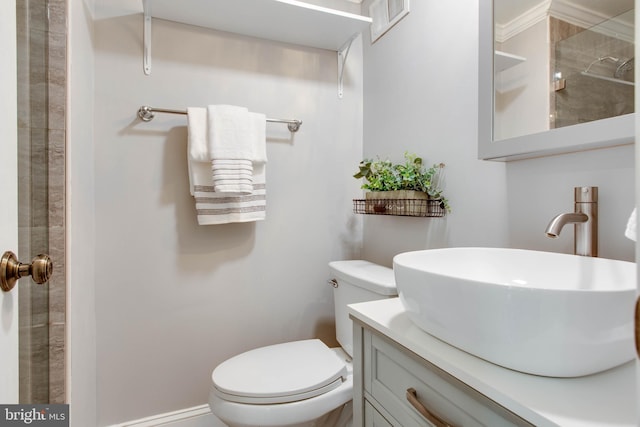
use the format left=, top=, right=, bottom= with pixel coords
left=574, top=186, right=598, bottom=203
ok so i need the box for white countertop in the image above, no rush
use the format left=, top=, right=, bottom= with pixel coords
left=348, top=298, right=638, bottom=427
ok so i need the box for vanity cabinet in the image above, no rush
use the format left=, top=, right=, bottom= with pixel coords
left=349, top=298, right=637, bottom=427
left=364, top=400, right=393, bottom=427
left=354, top=325, right=533, bottom=427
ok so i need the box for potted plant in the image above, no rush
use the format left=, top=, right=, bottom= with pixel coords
left=353, top=152, right=450, bottom=215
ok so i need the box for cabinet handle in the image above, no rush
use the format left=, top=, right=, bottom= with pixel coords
left=406, top=388, right=453, bottom=427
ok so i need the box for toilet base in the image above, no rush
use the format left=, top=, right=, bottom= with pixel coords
left=217, top=402, right=352, bottom=427
left=316, top=402, right=352, bottom=427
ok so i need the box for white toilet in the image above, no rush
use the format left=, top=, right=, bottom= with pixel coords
left=208, top=260, right=397, bottom=427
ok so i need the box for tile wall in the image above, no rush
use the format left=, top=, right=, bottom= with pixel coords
left=551, top=16, right=634, bottom=128
left=16, top=0, right=66, bottom=404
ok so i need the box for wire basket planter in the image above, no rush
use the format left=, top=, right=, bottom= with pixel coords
left=353, top=198, right=446, bottom=218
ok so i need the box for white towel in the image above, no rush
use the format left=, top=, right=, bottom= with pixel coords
left=207, top=105, right=251, bottom=194
left=187, top=111, right=255, bottom=199
left=186, top=104, right=268, bottom=222
left=207, top=105, right=252, bottom=160
left=187, top=107, right=208, bottom=162
left=187, top=107, right=208, bottom=195
left=188, top=160, right=266, bottom=225
left=625, top=208, right=636, bottom=242
left=207, top=105, right=267, bottom=194
left=211, top=163, right=253, bottom=183
left=211, top=159, right=254, bottom=195
left=248, top=112, right=267, bottom=163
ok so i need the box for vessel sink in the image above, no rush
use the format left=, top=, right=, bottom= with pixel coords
left=393, top=248, right=637, bottom=377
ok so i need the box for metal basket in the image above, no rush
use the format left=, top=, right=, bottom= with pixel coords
left=353, top=199, right=446, bottom=217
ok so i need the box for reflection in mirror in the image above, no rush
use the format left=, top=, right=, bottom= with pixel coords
left=493, top=0, right=634, bottom=141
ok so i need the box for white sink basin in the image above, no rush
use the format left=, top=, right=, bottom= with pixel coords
left=393, top=248, right=637, bottom=377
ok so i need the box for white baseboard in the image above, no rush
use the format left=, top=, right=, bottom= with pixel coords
left=111, top=404, right=225, bottom=427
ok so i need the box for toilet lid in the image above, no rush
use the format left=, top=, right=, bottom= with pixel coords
left=212, top=339, right=347, bottom=404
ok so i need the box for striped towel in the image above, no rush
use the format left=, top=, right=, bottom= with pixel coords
left=207, top=105, right=255, bottom=195
left=211, top=159, right=254, bottom=195
left=190, top=161, right=266, bottom=225
left=187, top=106, right=266, bottom=224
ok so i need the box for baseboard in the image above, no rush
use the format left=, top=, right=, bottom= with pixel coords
left=112, top=404, right=222, bottom=427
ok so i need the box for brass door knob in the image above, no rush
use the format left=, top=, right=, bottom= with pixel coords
left=0, top=251, right=53, bottom=292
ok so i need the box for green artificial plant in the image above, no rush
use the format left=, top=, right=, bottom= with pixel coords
left=354, top=152, right=450, bottom=212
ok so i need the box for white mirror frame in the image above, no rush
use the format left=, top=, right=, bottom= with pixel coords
left=478, top=0, right=635, bottom=161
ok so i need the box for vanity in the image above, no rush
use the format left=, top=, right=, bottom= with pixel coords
left=349, top=298, right=637, bottom=427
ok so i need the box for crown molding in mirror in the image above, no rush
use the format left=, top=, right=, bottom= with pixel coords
left=478, top=0, right=635, bottom=161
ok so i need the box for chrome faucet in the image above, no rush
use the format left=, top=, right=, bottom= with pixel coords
left=545, top=187, right=598, bottom=257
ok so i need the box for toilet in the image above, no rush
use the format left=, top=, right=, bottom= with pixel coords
left=208, top=260, right=397, bottom=427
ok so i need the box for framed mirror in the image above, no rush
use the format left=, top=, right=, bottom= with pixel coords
left=479, top=0, right=635, bottom=161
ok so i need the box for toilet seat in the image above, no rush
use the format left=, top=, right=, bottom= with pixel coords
left=212, top=339, right=348, bottom=405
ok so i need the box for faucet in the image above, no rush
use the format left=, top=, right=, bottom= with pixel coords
left=545, top=187, right=598, bottom=257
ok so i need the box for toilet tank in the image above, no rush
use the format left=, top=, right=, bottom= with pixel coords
left=328, top=260, right=397, bottom=357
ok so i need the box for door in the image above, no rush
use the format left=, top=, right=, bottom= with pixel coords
left=0, top=0, right=19, bottom=404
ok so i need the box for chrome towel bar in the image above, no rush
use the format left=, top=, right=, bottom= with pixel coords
left=137, top=105, right=302, bottom=132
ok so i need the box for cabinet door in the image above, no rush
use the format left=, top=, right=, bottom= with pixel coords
left=365, top=401, right=394, bottom=427
left=364, top=331, right=533, bottom=427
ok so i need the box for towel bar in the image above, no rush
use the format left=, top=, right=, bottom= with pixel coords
left=137, top=105, right=302, bottom=132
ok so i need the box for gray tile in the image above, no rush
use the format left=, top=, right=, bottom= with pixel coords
left=49, top=323, right=66, bottom=404
left=48, top=0, right=68, bottom=35
left=16, top=0, right=67, bottom=404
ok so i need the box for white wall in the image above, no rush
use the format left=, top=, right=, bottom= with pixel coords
left=67, top=0, right=97, bottom=425
left=506, top=145, right=635, bottom=262
left=361, top=0, right=510, bottom=265
left=92, top=1, right=363, bottom=424
left=361, top=0, right=635, bottom=266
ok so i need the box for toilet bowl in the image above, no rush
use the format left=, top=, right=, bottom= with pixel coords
left=208, top=260, right=396, bottom=427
